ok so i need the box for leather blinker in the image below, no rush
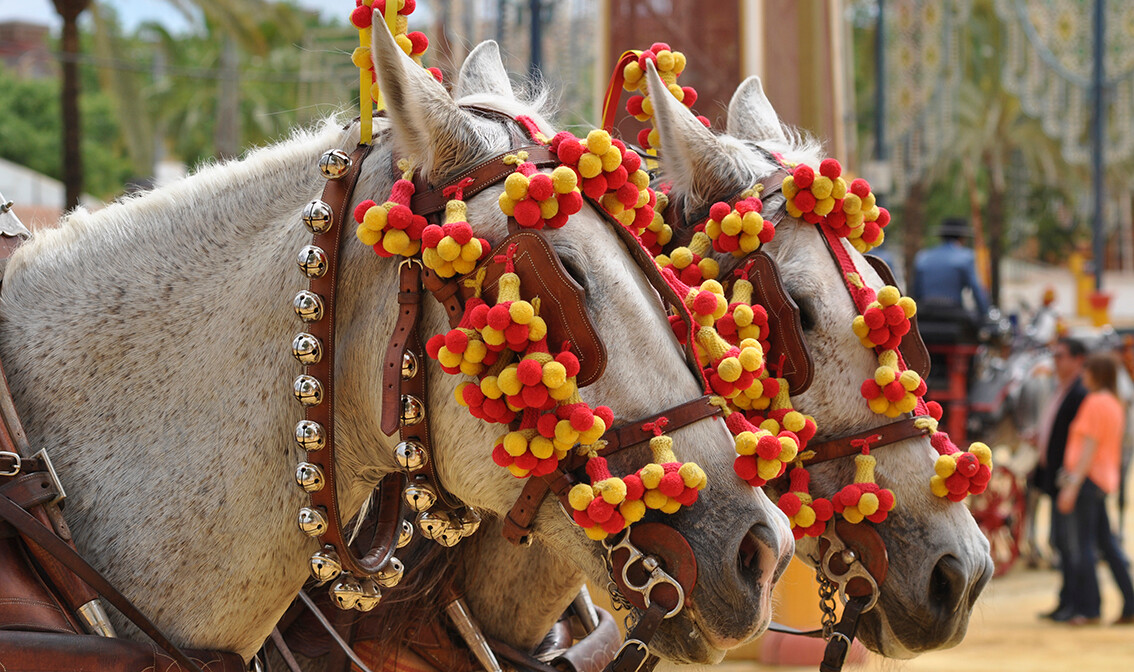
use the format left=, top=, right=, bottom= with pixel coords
left=458, top=230, right=607, bottom=387
left=747, top=251, right=814, bottom=396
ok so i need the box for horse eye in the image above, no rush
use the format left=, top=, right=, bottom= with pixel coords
left=793, top=295, right=816, bottom=332
left=559, top=256, right=588, bottom=291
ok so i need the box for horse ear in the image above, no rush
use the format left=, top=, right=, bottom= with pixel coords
left=370, top=16, right=487, bottom=177
left=454, top=41, right=514, bottom=101
left=646, top=62, right=744, bottom=216
left=727, top=77, right=787, bottom=144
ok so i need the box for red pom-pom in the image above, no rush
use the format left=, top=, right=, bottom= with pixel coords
left=556, top=351, right=581, bottom=377
left=528, top=173, right=554, bottom=201
left=622, top=151, right=642, bottom=174
left=624, top=473, right=645, bottom=500
left=400, top=0, right=416, bottom=14
left=793, top=190, right=816, bottom=213
left=696, top=115, right=711, bottom=128
left=446, top=221, right=474, bottom=245
left=692, top=290, right=718, bottom=315
left=681, top=87, right=697, bottom=107
left=546, top=213, right=569, bottom=229
left=792, top=164, right=815, bottom=188
left=709, top=202, right=732, bottom=221
left=658, top=472, right=685, bottom=497
left=515, top=452, right=538, bottom=471
left=444, top=329, right=468, bottom=353
left=637, top=51, right=658, bottom=69
left=594, top=406, right=614, bottom=428
left=427, top=67, right=443, bottom=83
left=633, top=205, right=654, bottom=230
left=492, top=442, right=511, bottom=467
left=734, top=455, right=758, bottom=481
left=354, top=200, right=376, bottom=223
left=571, top=407, right=594, bottom=432
left=556, top=139, right=584, bottom=165
left=849, top=178, right=871, bottom=198
left=513, top=199, right=543, bottom=228
left=407, top=31, right=429, bottom=54
left=819, top=158, right=842, bottom=179
left=425, top=333, right=445, bottom=359
left=387, top=204, right=413, bottom=230
left=756, top=435, right=782, bottom=460
left=778, top=492, right=803, bottom=516
left=884, top=380, right=906, bottom=402
left=558, top=190, right=583, bottom=216
left=616, top=182, right=639, bottom=208
left=626, top=95, right=644, bottom=116
left=350, top=5, right=373, bottom=28
left=421, top=224, right=444, bottom=248
left=927, top=401, right=943, bottom=420
left=582, top=175, right=608, bottom=200
left=861, top=379, right=882, bottom=398
left=876, top=207, right=891, bottom=227
left=650, top=42, right=671, bottom=52
left=606, top=165, right=629, bottom=190
left=537, top=412, right=559, bottom=437
left=517, top=359, right=543, bottom=386
left=637, top=128, right=652, bottom=149
left=487, top=304, right=512, bottom=331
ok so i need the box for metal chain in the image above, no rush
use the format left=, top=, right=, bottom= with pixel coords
left=816, top=567, right=839, bottom=640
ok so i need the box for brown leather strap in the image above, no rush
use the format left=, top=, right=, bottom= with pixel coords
left=269, top=627, right=305, bottom=672
left=819, top=596, right=868, bottom=672
left=381, top=261, right=426, bottom=437
left=303, top=143, right=380, bottom=578
left=409, top=145, right=559, bottom=217
left=0, top=630, right=244, bottom=672
left=603, top=603, right=666, bottom=672
left=595, top=395, right=720, bottom=456
left=421, top=266, right=465, bottom=329
left=0, top=493, right=204, bottom=672
left=800, top=417, right=929, bottom=467
left=0, top=472, right=61, bottom=512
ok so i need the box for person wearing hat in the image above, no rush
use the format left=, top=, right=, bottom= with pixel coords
left=912, top=217, right=990, bottom=322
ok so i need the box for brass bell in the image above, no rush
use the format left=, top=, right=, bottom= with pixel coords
left=354, top=578, right=382, bottom=612
left=309, top=546, right=342, bottom=583
left=293, top=290, right=324, bottom=322
left=457, top=508, right=482, bottom=537
left=297, top=506, right=329, bottom=537
left=295, top=461, right=325, bottom=493
left=376, top=557, right=404, bottom=588
left=401, top=351, right=418, bottom=380
left=292, top=333, right=323, bottom=365
left=434, top=527, right=464, bottom=547
left=318, top=149, right=353, bottom=180
left=295, top=420, right=326, bottom=451
left=403, top=483, right=437, bottom=512
left=297, top=245, right=328, bottom=278
left=301, top=199, right=333, bottom=234
left=293, top=375, right=324, bottom=406
left=400, top=395, right=424, bottom=426
left=416, top=510, right=450, bottom=540
left=330, top=575, right=363, bottom=610
left=397, top=519, right=414, bottom=548
left=394, top=441, right=427, bottom=471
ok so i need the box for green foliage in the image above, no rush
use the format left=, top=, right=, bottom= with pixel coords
left=0, top=67, right=134, bottom=199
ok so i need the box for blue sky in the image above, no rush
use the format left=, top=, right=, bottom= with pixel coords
left=0, top=0, right=367, bottom=32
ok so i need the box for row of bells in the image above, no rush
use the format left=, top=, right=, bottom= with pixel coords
left=289, top=149, right=482, bottom=611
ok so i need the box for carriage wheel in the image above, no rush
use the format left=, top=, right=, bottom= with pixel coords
left=967, top=466, right=1026, bottom=577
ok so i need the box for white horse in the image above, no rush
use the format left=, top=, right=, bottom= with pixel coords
left=645, top=65, right=994, bottom=657
left=0, top=30, right=793, bottom=670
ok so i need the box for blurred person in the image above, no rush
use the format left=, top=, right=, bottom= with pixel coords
left=1036, top=337, right=1088, bottom=620
left=1030, top=286, right=1060, bottom=345
left=912, top=217, right=990, bottom=326
left=1056, top=352, right=1134, bottom=625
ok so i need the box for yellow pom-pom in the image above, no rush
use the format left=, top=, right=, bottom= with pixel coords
left=877, top=286, right=900, bottom=305
left=505, top=172, right=529, bottom=201
left=498, top=192, right=516, bottom=216
left=394, top=33, right=413, bottom=55
left=843, top=507, right=865, bottom=524
left=930, top=475, right=950, bottom=498
left=640, top=95, right=654, bottom=116
left=735, top=432, right=758, bottom=456
left=503, top=432, right=529, bottom=457
left=656, top=50, right=675, bottom=71
left=721, top=212, right=743, bottom=236
left=382, top=229, right=410, bottom=255
left=569, top=483, right=594, bottom=511
left=673, top=51, right=687, bottom=73
left=784, top=411, right=806, bottom=433
left=898, top=296, right=917, bottom=318
left=601, top=146, right=623, bottom=172
left=867, top=396, right=890, bottom=415
left=621, top=499, right=647, bottom=523
left=528, top=316, right=548, bottom=342
left=935, top=454, right=957, bottom=478
left=586, top=129, right=612, bottom=156
left=434, top=237, right=460, bottom=262
left=852, top=316, right=870, bottom=339
left=578, top=416, right=606, bottom=445
left=623, top=61, right=643, bottom=85
left=356, top=224, right=382, bottom=247
left=660, top=498, right=682, bottom=514
left=698, top=258, right=720, bottom=279
left=643, top=490, right=669, bottom=510
left=362, top=206, right=388, bottom=231
left=679, top=463, right=707, bottom=489
left=794, top=506, right=817, bottom=528
left=667, top=82, right=684, bottom=101
left=530, top=436, right=555, bottom=460
left=813, top=197, right=836, bottom=217
left=970, top=442, right=993, bottom=465
left=509, top=300, right=535, bottom=325
left=778, top=436, right=799, bottom=462
left=437, top=348, right=462, bottom=369
left=597, top=478, right=627, bottom=504
left=718, top=357, right=742, bottom=382
left=738, top=347, right=763, bottom=372
left=507, top=464, right=530, bottom=477
left=551, top=166, right=578, bottom=193
left=497, top=367, right=522, bottom=396
left=647, top=129, right=660, bottom=149
left=874, top=367, right=896, bottom=386
left=811, top=176, right=833, bottom=200
left=832, top=178, right=847, bottom=199
left=480, top=376, right=502, bottom=399
left=351, top=46, right=372, bottom=69
left=640, top=463, right=664, bottom=489
left=584, top=526, right=608, bottom=540
left=460, top=238, right=483, bottom=261
left=578, top=153, right=603, bottom=179
left=858, top=492, right=880, bottom=516
left=757, top=458, right=782, bottom=481
left=899, top=369, right=921, bottom=391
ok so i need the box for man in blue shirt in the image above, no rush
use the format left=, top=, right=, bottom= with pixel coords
left=913, top=218, right=990, bottom=321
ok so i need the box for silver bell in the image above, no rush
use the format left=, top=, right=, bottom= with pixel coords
left=401, top=351, right=418, bottom=379
left=293, top=290, right=324, bottom=322
left=400, top=395, right=424, bottom=426
left=318, top=149, right=353, bottom=180
left=295, top=461, right=325, bottom=493
left=330, top=575, right=363, bottom=610
left=293, top=375, right=324, bottom=406
left=457, top=508, right=482, bottom=537
left=295, top=420, right=326, bottom=451
left=416, top=510, right=451, bottom=540
left=292, top=333, right=323, bottom=365
left=301, top=199, right=333, bottom=234
left=394, top=441, right=428, bottom=471
left=403, top=484, right=437, bottom=512
left=354, top=578, right=382, bottom=612
left=376, top=557, right=404, bottom=588
left=297, top=506, right=329, bottom=537
left=297, top=245, right=328, bottom=278
left=397, top=520, right=414, bottom=548
left=309, top=546, right=342, bottom=583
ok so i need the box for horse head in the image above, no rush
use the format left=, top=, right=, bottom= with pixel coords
left=647, top=65, right=993, bottom=657
left=324, top=29, right=795, bottom=665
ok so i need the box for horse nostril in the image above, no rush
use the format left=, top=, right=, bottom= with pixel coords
left=929, top=554, right=969, bottom=616
left=967, top=556, right=994, bottom=610
left=738, top=522, right=788, bottom=583
left=739, top=527, right=762, bottom=572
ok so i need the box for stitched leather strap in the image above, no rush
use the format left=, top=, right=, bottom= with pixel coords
left=799, top=417, right=929, bottom=468
left=603, top=603, right=666, bottom=672
left=0, top=493, right=204, bottom=672
left=410, top=145, right=559, bottom=217
left=819, top=596, right=868, bottom=672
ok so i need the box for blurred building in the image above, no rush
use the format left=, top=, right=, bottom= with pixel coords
left=0, top=21, right=54, bottom=80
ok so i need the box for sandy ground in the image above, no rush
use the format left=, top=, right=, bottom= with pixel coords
left=692, top=499, right=1134, bottom=672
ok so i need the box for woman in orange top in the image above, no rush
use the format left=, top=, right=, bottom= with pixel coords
left=1057, top=352, right=1134, bottom=624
